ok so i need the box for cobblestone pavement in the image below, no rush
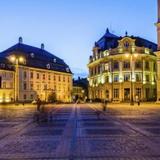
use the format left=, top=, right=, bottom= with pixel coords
left=0, top=103, right=160, bottom=160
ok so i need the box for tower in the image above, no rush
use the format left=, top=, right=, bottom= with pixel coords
left=155, top=0, right=160, bottom=102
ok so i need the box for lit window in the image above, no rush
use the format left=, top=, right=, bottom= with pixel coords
left=114, top=75, right=119, bottom=82
left=124, top=74, right=130, bottom=82
left=123, top=61, right=130, bottom=69
left=113, top=89, right=119, bottom=98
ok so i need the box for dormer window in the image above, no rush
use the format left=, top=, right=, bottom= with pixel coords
left=66, top=67, right=70, bottom=72
left=53, top=58, right=56, bottom=63
left=46, top=64, right=50, bottom=69
left=30, top=53, right=35, bottom=58
left=124, top=41, right=129, bottom=48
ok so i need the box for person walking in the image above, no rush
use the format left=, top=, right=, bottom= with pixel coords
left=102, top=99, right=107, bottom=112
left=37, top=97, right=42, bottom=111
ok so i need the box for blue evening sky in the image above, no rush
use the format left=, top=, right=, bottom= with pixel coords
left=0, top=0, right=157, bottom=78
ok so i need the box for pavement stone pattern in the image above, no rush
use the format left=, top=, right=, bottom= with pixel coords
left=0, top=103, right=160, bottom=159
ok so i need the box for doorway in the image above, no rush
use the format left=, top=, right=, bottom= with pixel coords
left=124, top=88, right=130, bottom=101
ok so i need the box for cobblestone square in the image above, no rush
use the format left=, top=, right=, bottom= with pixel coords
left=0, top=103, right=160, bottom=159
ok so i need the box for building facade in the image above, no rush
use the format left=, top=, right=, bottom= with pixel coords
left=72, top=77, right=88, bottom=101
left=88, top=30, right=157, bottom=102
left=156, top=0, right=160, bottom=102
left=0, top=37, right=72, bottom=103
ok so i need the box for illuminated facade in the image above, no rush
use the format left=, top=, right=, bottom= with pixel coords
left=0, top=37, right=72, bottom=103
left=88, top=29, right=157, bottom=102
left=155, top=0, right=160, bottom=102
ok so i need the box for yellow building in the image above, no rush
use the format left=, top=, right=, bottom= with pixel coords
left=0, top=58, right=14, bottom=103
left=88, top=29, right=157, bottom=102
left=0, top=37, right=72, bottom=103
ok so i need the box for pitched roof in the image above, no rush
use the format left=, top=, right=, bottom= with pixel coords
left=0, top=42, right=72, bottom=73
left=95, top=28, right=157, bottom=52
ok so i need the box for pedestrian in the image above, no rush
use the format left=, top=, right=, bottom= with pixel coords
left=102, top=99, right=107, bottom=112
left=37, top=97, right=41, bottom=111
left=135, top=95, right=140, bottom=106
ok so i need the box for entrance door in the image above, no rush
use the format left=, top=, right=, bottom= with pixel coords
left=124, top=88, right=130, bottom=101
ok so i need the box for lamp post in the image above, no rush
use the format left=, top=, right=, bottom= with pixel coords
left=9, top=55, right=24, bottom=103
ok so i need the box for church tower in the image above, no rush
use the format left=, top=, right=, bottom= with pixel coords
left=156, top=0, right=160, bottom=102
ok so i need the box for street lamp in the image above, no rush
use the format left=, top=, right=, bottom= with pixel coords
left=9, top=55, right=25, bottom=102
left=125, top=53, right=138, bottom=105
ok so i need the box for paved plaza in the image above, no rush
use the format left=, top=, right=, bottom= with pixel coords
left=0, top=103, right=160, bottom=160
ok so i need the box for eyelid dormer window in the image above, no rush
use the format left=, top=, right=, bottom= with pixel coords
left=46, top=64, right=50, bottom=69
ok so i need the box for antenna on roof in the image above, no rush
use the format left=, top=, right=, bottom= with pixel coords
left=19, top=37, right=23, bottom=44
left=41, top=43, right=44, bottom=50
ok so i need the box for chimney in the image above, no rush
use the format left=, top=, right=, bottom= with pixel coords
left=19, top=37, right=23, bottom=44
left=41, top=43, right=44, bottom=50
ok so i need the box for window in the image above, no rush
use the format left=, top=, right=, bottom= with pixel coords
left=30, top=53, right=34, bottom=58
left=63, top=76, right=65, bottom=82
left=113, top=61, right=119, bottom=70
left=30, top=94, right=34, bottom=99
left=104, top=63, right=109, bottom=71
left=123, top=61, right=130, bottom=69
left=66, top=67, right=70, bottom=72
left=23, top=94, right=26, bottom=100
left=48, top=75, right=51, bottom=80
left=3, top=82, right=6, bottom=88
left=146, top=75, right=150, bottom=82
left=37, top=84, right=40, bottom=90
left=30, top=83, right=33, bottom=90
left=113, top=89, right=119, bottom=98
left=135, top=61, right=142, bottom=69
left=46, top=64, right=50, bottom=69
left=43, top=74, right=45, bottom=80
left=145, top=61, right=149, bottom=70
left=136, top=88, right=141, bottom=99
left=114, top=75, right=119, bottom=82
left=53, top=58, right=56, bottom=63
left=54, top=75, right=56, bottom=81
left=23, top=82, right=27, bottom=90
left=44, top=84, right=47, bottom=90
left=37, top=73, right=39, bottom=79
left=124, top=41, right=129, bottom=48
left=30, top=72, right=33, bottom=79
left=135, top=73, right=142, bottom=82
left=59, top=75, right=61, bottom=81
left=24, top=71, right=27, bottom=79
left=124, top=74, right=130, bottom=82
left=153, top=62, right=156, bottom=71
left=105, top=76, right=109, bottom=82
